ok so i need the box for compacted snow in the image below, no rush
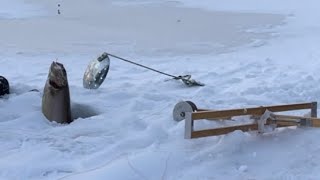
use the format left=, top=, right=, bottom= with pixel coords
left=1, top=0, right=320, bottom=179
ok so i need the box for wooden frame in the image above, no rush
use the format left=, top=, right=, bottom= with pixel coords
left=185, top=102, right=318, bottom=139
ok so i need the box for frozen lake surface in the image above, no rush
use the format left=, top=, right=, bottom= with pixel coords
left=1, top=0, right=320, bottom=179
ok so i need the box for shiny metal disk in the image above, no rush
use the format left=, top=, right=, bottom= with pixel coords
left=83, top=53, right=110, bottom=89
left=173, top=101, right=198, bottom=121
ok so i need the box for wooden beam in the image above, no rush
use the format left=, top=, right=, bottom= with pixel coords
left=271, top=120, right=298, bottom=127
left=191, top=124, right=258, bottom=138
left=311, top=119, right=320, bottom=127
left=197, top=109, right=232, bottom=120
left=191, top=121, right=297, bottom=138
left=192, top=102, right=314, bottom=120
left=272, top=114, right=320, bottom=127
left=273, top=114, right=320, bottom=121
left=197, top=109, right=210, bottom=111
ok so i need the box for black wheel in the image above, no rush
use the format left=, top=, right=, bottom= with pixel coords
left=0, top=76, right=9, bottom=96
left=185, top=101, right=198, bottom=111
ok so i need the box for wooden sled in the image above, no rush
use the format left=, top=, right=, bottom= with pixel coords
left=174, top=101, right=318, bottom=139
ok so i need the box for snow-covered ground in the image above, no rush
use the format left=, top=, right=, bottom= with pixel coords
left=1, top=0, right=320, bottom=179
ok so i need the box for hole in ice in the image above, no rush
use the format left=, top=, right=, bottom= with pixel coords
left=71, top=103, right=100, bottom=120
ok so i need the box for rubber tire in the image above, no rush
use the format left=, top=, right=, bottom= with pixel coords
left=0, top=76, right=9, bottom=96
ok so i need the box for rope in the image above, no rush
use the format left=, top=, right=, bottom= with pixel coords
left=105, top=52, right=178, bottom=79
left=104, top=52, right=204, bottom=86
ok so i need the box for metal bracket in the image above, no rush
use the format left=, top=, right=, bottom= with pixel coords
left=257, top=110, right=273, bottom=133
left=185, top=112, right=193, bottom=139
left=311, top=102, right=317, bottom=118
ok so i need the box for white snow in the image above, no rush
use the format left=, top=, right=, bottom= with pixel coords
left=0, top=0, right=45, bottom=19
left=1, top=0, right=320, bottom=179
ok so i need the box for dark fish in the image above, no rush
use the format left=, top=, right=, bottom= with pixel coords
left=42, top=62, right=72, bottom=123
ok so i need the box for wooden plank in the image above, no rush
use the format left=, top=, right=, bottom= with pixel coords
left=205, top=117, right=233, bottom=120
left=197, top=109, right=210, bottom=111
left=192, top=102, right=314, bottom=120
left=191, top=122, right=295, bottom=138
left=197, top=109, right=232, bottom=120
left=311, top=119, right=320, bottom=127
left=191, top=124, right=258, bottom=138
left=273, top=114, right=320, bottom=121
left=271, top=121, right=298, bottom=127
left=275, top=123, right=297, bottom=128
left=272, top=114, right=320, bottom=127
left=266, top=118, right=300, bottom=126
